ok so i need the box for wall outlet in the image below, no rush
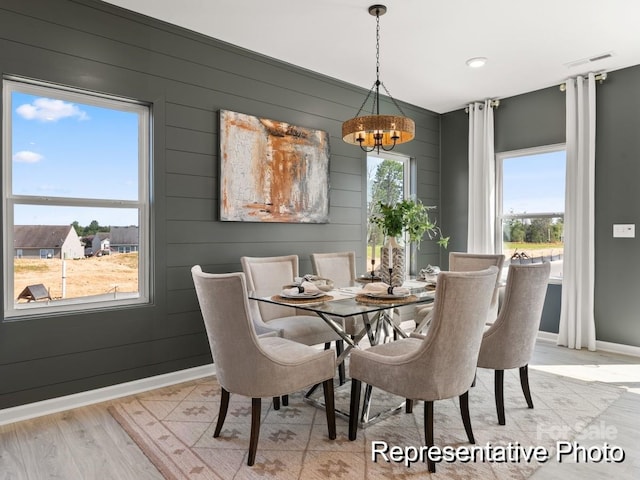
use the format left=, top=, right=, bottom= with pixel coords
left=613, top=224, right=635, bottom=238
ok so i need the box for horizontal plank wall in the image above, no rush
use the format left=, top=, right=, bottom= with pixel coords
left=0, top=0, right=441, bottom=409
left=441, top=67, right=640, bottom=347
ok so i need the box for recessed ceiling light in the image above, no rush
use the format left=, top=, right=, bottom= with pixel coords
left=466, top=57, right=487, bottom=68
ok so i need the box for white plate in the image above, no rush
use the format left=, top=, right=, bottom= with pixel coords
left=365, top=292, right=410, bottom=299
left=280, top=291, right=324, bottom=299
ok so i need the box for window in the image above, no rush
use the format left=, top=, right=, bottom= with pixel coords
left=366, top=151, right=410, bottom=271
left=496, top=144, right=565, bottom=281
left=3, top=77, right=150, bottom=317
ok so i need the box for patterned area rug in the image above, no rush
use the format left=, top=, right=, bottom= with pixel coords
left=108, top=367, right=624, bottom=479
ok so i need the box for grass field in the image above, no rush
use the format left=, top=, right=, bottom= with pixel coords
left=365, top=242, right=564, bottom=266
left=503, top=242, right=564, bottom=258
left=14, top=253, right=138, bottom=301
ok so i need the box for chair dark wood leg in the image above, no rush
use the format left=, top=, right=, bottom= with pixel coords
left=273, top=396, right=280, bottom=410
left=323, top=379, right=336, bottom=440
left=520, top=365, right=534, bottom=408
left=424, top=400, right=435, bottom=473
left=348, top=379, right=361, bottom=440
left=214, top=387, right=230, bottom=437
left=459, top=391, right=475, bottom=444
left=282, top=394, right=289, bottom=406
left=495, top=369, right=506, bottom=425
left=336, top=340, right=346, bottom=385
left=405, top=399, right=413, bottom=413
left=247, top=398, right=261, bottom=466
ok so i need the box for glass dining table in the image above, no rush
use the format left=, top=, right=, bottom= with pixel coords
left=248, top=280, right=436, bottom=426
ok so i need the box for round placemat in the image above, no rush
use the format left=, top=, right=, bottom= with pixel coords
left=355, top=294, right=418, bottom=305
left=271, top=294, right=333, bottom=304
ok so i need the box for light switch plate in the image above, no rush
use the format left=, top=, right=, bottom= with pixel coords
left=613, top=224, right=635, bottom=238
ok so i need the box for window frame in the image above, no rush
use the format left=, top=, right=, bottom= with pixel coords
left=495, top=143, right=565, bottom=283
left=39, top=249, right=54, bottom=260
left=367, top=151, right=411, bottom=200
left=366, top=150, right=412, bottom=269
left=2, top=77, right=151, bottom=318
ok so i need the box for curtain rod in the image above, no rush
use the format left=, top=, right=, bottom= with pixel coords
left=464, top=99, right=500, bottom=114
left=559, top=72, right=607, bottom=92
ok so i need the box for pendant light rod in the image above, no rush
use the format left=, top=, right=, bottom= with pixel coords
left=342, top=4, right=415, bottom=153
left=372, top=5, right=383, bottom=117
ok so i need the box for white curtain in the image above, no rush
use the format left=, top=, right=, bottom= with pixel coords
left=467, top=100, right=496, bottom=253
left=558, top=73, right=597, bottom=351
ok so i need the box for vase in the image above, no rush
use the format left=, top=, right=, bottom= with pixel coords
left=380, top=236, right=405, bottom=287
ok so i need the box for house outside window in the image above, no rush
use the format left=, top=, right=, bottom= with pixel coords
left=496, top=144, right=565, bottom=281
left=2, top=77, right=150, bottom=318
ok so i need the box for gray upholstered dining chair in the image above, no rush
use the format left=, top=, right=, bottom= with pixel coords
left=312, top=250, right=403, bottom=342
left=348, top=266, right=499, bottom=473
left=414, top=252, right=505, bottom=333
left=310, top=251, right=362, bottom=335
left=241, top=255, right=346, bottom=385
left=191, top=266, right=336, bottom=466
left=310, top=251, right=356, bottom=288
left=241, top=255, right=344, bottom=345
left=477, top=262, right=550, bottom=425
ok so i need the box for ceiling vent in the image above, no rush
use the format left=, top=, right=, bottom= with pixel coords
left=564, top=52, right=614, bottom=68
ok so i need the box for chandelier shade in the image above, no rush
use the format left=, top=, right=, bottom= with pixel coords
left=342, top=114, right=415, bottom=149
left=342, top=4, right=415, bottom=153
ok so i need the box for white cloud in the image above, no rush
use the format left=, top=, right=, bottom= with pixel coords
left=16, top=98, right=89, bottom=122
left=13, top=150, right=44, bottom=163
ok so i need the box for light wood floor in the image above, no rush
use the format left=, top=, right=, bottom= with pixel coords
left=1, top=340, right=639, bottom=480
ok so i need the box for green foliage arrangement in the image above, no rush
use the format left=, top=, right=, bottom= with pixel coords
left=370, top=198, right=449, bottom=248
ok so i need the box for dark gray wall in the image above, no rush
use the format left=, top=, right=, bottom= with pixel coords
left=594, top=66, right=640, bottom=345
left=441, top=66, right=640, bottom=347
left=0, top=0, right=441, bottom=409
left=440, top=108, right=469, bottom=257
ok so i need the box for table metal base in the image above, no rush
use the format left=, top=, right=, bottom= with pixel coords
left=303, top=302, right=414, bottom=428
left=303, top=376, right=407, bottom=428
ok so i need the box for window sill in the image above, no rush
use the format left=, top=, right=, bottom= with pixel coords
left=5, top=291, right=145, bottom=320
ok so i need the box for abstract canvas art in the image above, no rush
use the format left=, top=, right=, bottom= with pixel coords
left=219, top=109, right=330, bottom=223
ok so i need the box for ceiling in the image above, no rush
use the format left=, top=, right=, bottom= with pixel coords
left=101, top=0, right=640, bottom=113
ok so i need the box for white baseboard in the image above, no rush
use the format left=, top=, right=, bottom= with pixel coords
left=0, top=363, right=215, bottom=427
left=595, top=339, right=640, bottom=357
left=537, top=331, right=640, bottom=357
left=537, top=331, right=559, bottom=343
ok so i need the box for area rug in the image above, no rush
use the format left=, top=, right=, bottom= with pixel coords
left=108, top=367, right=624, bottom=479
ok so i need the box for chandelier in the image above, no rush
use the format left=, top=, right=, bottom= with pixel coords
left=342, top=4, right=415, bottom=153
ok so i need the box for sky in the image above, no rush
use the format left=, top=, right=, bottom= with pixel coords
left=366, top=150, right=566, bottom=216
left=502, top=150, right=566, bottom=215
left=10, top=91, right=141, bottom=227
